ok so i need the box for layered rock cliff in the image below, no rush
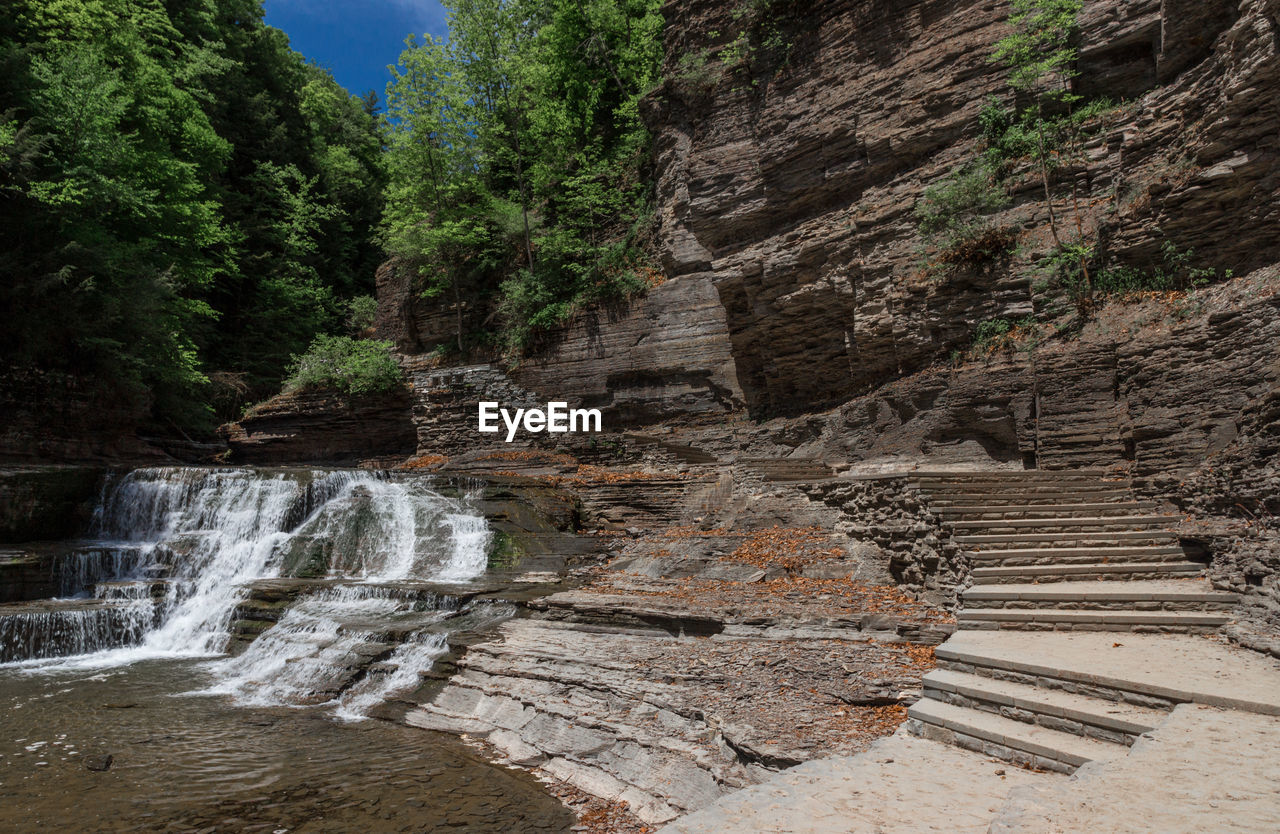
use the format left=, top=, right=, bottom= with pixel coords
left=645, top=0, right=1276, bottom=418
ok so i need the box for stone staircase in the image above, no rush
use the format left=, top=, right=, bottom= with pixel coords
left=904, top=469, right=1240, bottom=773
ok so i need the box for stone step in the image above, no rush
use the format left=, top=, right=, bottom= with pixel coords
left=949, top=515, right=1178, bottom=530
left=968, top=545, right=1186, bottom=565
left=921, top=668, right=1167, bottom=742
left=908, top=470, right=1111, bottom=482
left=955, top=530, right=1179, bottom=547
left=970, top=561, right=1204, bottom=584
left=915, top=482, right=1128, bottom=494
left=927, top=492, right=1136, bottom=506
left=908, top=696, right=1128, bottom=772
left=956, top=608, right=1231, bottom=632
left=962, top=580, right=1237, bottom=610
left=935, top=631, right=1280, bottom=717
left=936, top=502, right=1158, bottom=518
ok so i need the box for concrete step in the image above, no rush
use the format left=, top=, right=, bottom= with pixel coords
left=971, top=561, right=1204, bottom=584
left=910, top=471, right=1111, bottom=482
left=911, top=468, right=1111, bottom=475
left=949, top=515, right=1178, bottom=531
left=955, top=530, right=1179, bottom=547
left=936, top=631, right=1280, bottom=717
left=908, top=696, right=1128, bottom=772
left=926, top=488, right=1136, bottom=501
left=915, top=483, right=1129, bottom=495
left=921, top=668, right=1167, bottom=743
left=956, top=608, right=1232, bottom=632
left=936, top=502, right=1158, bottom=518
left=968, top=545, right=1187, bottom=565
left=962, top=580, right=1237, bottom=610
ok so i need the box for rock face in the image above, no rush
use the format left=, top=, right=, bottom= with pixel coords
left=374, top=259, right=491, bottom=356
left=1173, top=380, right=1280, bottom=658
left=645, top=0, right=1277, bottom=417
left=804, top=476, right=966, bottom=607
left=511, top=276, right=745, bottom=425
left=0, top=466, right=105, bottom=542
left=0, top=367, right=164, bottom=464
left=220, top=388, right=416, bottom=465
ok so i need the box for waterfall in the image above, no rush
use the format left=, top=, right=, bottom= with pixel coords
left=329, top=600, right=516, bottom=721
left=3, top=467, right=494, bottom=673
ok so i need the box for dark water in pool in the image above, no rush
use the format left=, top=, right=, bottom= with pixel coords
left=0, top=659, right=572, bottom=833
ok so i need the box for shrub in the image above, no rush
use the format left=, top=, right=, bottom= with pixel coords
left=978, top=98, right=1038, bottom=166
left=1038, top=241, right=1097, bottom=316
left=283, top=336, right=404, bottom=396
left=934, top=226, right=1021, bottom=269
left=915, top=161, right=1010, bottom=251
left=672, top=49, right=720, bottom=96
left=971, top=316, right=1038, bottom=354
left=345, top=296, right=378, bottom=334
left=1096, top=241, right=1232, bottom=295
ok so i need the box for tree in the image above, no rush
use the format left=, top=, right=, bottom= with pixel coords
left=992, top=0, right=1094, bottom=310
left=1, top=0, right=390, bottom=430
left=382, top=34, right=487, bottom=351
left=449, top=0, right=539, bottom=270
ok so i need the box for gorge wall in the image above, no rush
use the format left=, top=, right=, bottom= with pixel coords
left=365, top=0, right=1280, bottom=655
left=372, top=0, right=1278, bottom=458
left=645, top=0, right=1276, bottom=419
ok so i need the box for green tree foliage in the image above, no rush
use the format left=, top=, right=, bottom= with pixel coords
left=382, top=0, right=665, bottom=353
left=345, top=296, right=379, bottom=334
left=0, top=0, right=385, bottom=431
left=283, top=336, right=404, bottom=397
left=382, top=33, right=490, bottom=352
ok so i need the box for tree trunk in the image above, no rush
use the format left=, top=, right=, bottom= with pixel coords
left=452, top=274, right=464, bottom=354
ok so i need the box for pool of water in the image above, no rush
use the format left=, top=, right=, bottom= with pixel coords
left=0, top=658, right=572, bottom=833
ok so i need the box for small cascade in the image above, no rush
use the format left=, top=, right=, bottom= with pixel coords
left=0, top=597, right=156, bottom=663
left=330, top=600, right=517, bottom=721
left=53, top=545, right=154, bottom=598
left=204, top=586, right=459, bottom=707
left=3, top=467, right=494, bottom=678
left=332, top=631, right=450, bottom=720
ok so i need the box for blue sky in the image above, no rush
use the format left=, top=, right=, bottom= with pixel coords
left=263, top=1, right=450, bottom=103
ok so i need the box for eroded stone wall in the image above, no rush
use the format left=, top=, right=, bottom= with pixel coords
left=220, top=388, right=416, bottom=465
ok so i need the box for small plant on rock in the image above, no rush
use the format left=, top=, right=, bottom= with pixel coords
left=345, top=295, right=378, bottom=334
left=914, top=161, right=1015, bottom=274
left=1095, top=240, right=1233, bottom=296
left=970, top=316, right=1039, bottom=355
left=992, top=0, right=1096, bottom=306
left=1038, top=240, right=1096, bottom=317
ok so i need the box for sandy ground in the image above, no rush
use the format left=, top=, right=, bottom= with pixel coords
left=992, top=704, right=1280, bottom=833
left=658, top=730, right=1051, bottom=834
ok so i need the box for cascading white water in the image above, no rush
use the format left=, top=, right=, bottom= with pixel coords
left=331, top=631, right=450, bottom=720
left=203, top=586, right=459, bottom=707
left=6, top=467, right=494, bottom=677
left=92, top=468, right=357, bottom=659
left=327, top=600, right=518, bottom=721
left=0, top=598, right=156, bottom=663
